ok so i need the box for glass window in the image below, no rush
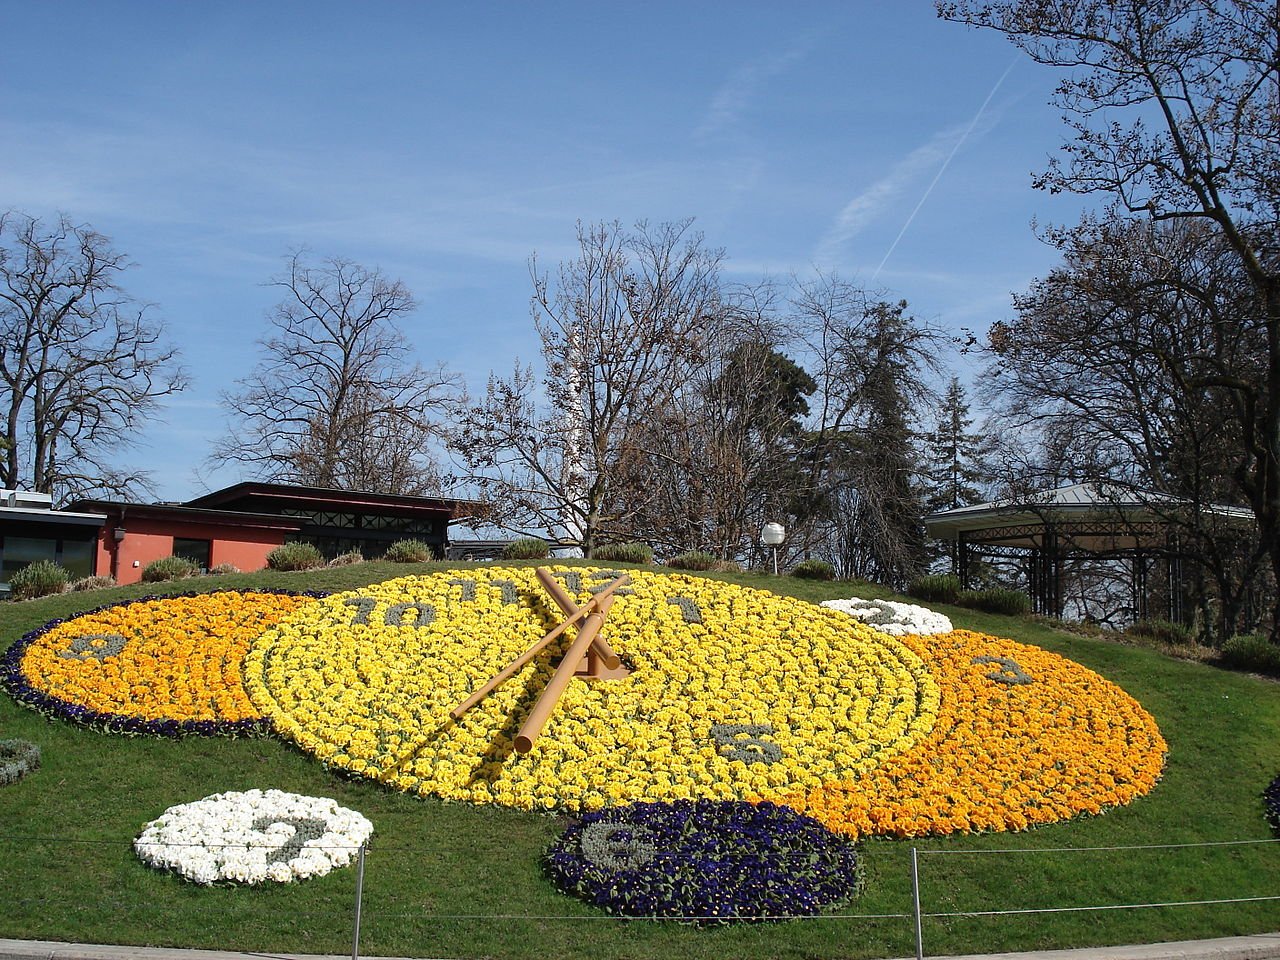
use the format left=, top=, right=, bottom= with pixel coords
left=1, top=536, right=58, bottom=585
left=59, top=539, right=94, bottom=580
left=173, top=538, right=212, bottom=572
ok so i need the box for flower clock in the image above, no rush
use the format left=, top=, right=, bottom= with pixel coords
left=134, top=788, right=373, bottom=885
left=3, top=568, right=1168, bottom=841
left=544, top=799, right=859, bottom=923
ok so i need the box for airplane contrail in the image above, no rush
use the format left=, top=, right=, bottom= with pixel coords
left=870, top=52, right=1022, bottom=285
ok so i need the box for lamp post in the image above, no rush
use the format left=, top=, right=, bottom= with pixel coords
left=761, top=522, right=785, bottom=576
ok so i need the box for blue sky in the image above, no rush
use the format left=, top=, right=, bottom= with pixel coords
left=2, top=2, right=1090, bottom=500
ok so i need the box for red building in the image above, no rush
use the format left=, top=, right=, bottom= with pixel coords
left=56, top=482, right=486, bottom=587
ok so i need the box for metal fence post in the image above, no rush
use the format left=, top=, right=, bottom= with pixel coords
left=351, top=843, right=366, bottom=960
left=911, top=846, right=924, bottom=960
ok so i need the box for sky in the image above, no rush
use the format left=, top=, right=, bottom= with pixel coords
left=2, top=1, right=1094, bottom=501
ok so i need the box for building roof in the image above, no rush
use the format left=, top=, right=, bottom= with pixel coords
left=69, top=499, right=305, bottom=532
left=924, top=481, right=1254, bottom=549
left=185, top=481, right=487, bottom=520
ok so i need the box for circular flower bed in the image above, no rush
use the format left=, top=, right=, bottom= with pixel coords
left=1265, top=774, right=1280, bottom=832
left=820, top=596, right=952, bottom=636
left=545, top=799, right=859, bottom=923
left=777, top=629, right=1168, bottom=837
left=134, top=788, right=373, bottom=884
left=0, top=739, right=40, bottom=786
left=244, top=568, right=941, bottom=812
left=2, top=591, right=322, bottom=736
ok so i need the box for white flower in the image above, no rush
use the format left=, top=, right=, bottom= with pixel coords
left=820, top=597, right=952, bottom=636
left=134, top=789, right=373, bottom=885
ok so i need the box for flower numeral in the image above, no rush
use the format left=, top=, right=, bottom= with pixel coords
left=59, top=633, right=127, bottom=661
left=344, top=598, right=437, bottom=627
left=447, top=578, right=477, bottom=602
left=579, top=820, right=656, bottom=871
left=488, top=579, right=520, bottom=606
left=250, top=815, right=328, bottom=865
left=588, top=570, right=633, bottom=596
left=972, top=655, right=1034, bottom=686
left=667, top=596, right=703, bottom=624
left=710, top=723, right=782, bottom=765
left=343, top=597, right=377, bottom=625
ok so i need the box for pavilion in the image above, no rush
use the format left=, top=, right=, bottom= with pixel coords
left=923, top=482, right=1254, bottom=620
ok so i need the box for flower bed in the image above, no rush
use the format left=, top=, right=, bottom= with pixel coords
left=820, top=596, right=952, bottom=636
left=245, top=568, right=942, bottom=813
left=0, top=739, right=40, bottom=786
left=134, top=788, right=373, bottom=884
left=1265, top=774, right=1280, bottom=832
left=2, top=591, right=321, bottom=736
left=545, top=799, right=859, bottom=923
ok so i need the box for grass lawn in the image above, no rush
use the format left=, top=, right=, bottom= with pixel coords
left=0, top=560, right=1277, bottom=960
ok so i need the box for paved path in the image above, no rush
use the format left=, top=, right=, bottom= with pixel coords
left=3, top=934, right=1280, bottom=960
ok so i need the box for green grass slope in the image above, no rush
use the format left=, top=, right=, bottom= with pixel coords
left=0, top=561, right=1276, bottom=959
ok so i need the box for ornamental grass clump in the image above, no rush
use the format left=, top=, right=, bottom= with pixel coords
left=326, top=551, right=365, bottom=567
left=666, top=550, right=717, bottom=571
left=591, top=542, right=653, bottom=564
left=957, top=587, right=1030, bottom=617
left=8, top=560, right=68, bottom=600
left=908, top=574, right=960, bottom=604
left=790, top=559, right=836, bottom=581
left=501, top=537, right=549, bottom=560
left=0, top=739, right=40, bottom=786
left=266, top=542, right=324, bottom=571
left=141, top=555, right=200, bottom=583
left=383, top=539, right=433, bottom=563
left=1220, top=634, right=1280, bottom=677
left=70, top=575, right=117, bottom=592
left=1125, top=619, right=1192, bottom=648
left=544, top=799, right=860, bottom=923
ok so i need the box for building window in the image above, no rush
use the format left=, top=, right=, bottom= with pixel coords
left=59, top=539, right=93, bottom=580
left=173, top=537, right=212, bottom=572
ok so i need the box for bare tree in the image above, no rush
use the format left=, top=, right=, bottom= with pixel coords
left=938, top=0, right=1280, bottom=637
left=0, top=211, right=187, bottom=500
left=450, top=220, right=722, bottom=555
left=213, top=252, right=456, bottom=494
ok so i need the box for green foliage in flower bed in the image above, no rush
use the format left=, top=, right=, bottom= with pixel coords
left=383, top=539, right=434, bottom=563
left=789, top=559, right=836, bottom=581
left=0, top=737, right=39, bottom=785
left=907, top=574, right=960, bottom=604
left=591, top=542, right=654, bottom=564
left=666, top=550, right=718, bottom=571
left=1265, top=774, right=1280, bottom=833
left=0, top=562, right=1278, bottom=960
left=1219, top=633, right=1280, bottom=677
left=267, top=542, right=325, bottom=571
left=141, top=556, right=201, bottom=583
left=502, top=537, right=550, bottom=560
left=8, top=560, right=68, bottom=600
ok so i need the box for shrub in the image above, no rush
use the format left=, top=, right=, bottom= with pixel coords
left=1220, top=634, right=1280, bottom=677
left=713, top=559, right=742, bottom=573
left=69, top=574, right=117, bottom=592
left=141, top=555, right=200, bottom=583
left=1125, top=619, right=1192, bottom=647
left=208, top=562, right=241, bottom=576
left=957, top=587, right=1030, bottom=617
left=908, top=574, right=961, bottom=604
left=591, top=542, right=654, bottom=565
left=326, top=551, right=365, bottom=567
left=8, top=560, right=68, bottom=600
left=266, top=542, right=324, bottom=572
left=384, top=539, right=434, bottom=563
left=502, top=538, right=549, bottom=560
left=790, top=559, right=836, bottom=581
left=667, top=550, right=717, bottom=571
